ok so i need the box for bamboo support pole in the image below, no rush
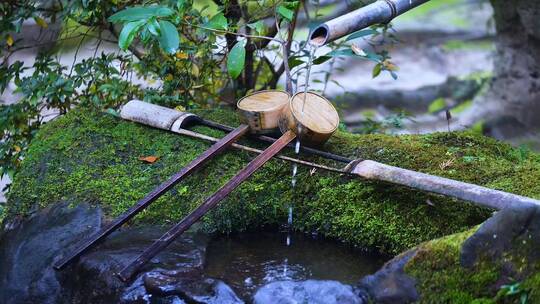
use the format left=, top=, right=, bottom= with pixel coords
left=122, top=99, right=352, bottom=163
left=349, top=160, right=540, bottom=209
left=176, top=128, right=344, bottom=173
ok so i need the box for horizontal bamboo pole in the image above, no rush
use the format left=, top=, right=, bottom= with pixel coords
left=349, top=160, right=540, bottom=210
left=175, top=128, right=540, bottom=210
left=121, top=99, right=352, bottom=163
left=175, top=128, right=344, bottom=173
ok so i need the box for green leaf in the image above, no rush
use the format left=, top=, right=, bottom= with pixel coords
left=158, top=20, right=180, bottom=54
left=428, top=97, right=446, bottom=113
left=277, top=5, right=294, bottom=21
left=206, top=12, right=228, bottom=30
left=288, top=56, right=304, bottom=69
left=315, top=48, right=383, bottom=63
left=147, top=18, right=160, bottom=36
left=345, top=29, right=378, bottom=41
left=312, top=55, right=331, bottom=65
left=520, top=292, right=529, bottom=304
left=118, top=20, right=146, bottom=50
left=372, top=63, right=382, bottom=78
left=108, top=6, right=175, bottom=23
left=247, top=20, right=264, bottom=35
left=177, top=0, right=187, bottom=10
left=227, top=40, right=246, bottom=79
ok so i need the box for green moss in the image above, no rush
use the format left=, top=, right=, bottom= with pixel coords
left=523, top=273, right=540, bottom=301
left=6, top=106, right=540, bottom=254
left=405, top=228, right=502, bottom=303
left=405, top=226, right=540, bottom=303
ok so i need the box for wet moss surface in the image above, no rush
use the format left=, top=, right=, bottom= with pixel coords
left=6, top=106, right=540, bottom=255
left=404, top=226, right=540, bottom=303
left=405, top=228, right=499, bottom=303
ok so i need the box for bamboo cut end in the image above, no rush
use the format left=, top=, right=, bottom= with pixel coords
left=309, top=25, right=329, bottom=46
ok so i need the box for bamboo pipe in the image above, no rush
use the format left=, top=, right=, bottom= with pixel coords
left=348, top=160, right=540, bottom=209
left=174, top=127, right=540, bottom=210
left=162, top=119, right=540, bottom=210
left=309, top=0, right=432, bottom=46
left=165, top=123, right=540, bottom=210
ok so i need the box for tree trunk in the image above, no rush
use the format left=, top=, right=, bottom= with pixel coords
left=460, top=0, right=540, bottom=134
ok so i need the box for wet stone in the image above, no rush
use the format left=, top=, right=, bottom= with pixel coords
left=253, top=280, right=363, bottom=304
left=0, top=202, right=243, bottom=304
left=461, top=204, right=540, bottom=271
left=65, top=226, right=210, bottom=303
left=0, top=202, right=101, bottom=304
left=356, top=250, right=419, bottom=304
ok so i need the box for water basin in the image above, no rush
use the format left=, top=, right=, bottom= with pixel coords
left=204, top=232, right=388, bottom=300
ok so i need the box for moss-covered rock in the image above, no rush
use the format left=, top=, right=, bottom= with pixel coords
left=357, top=205, right=540, bottom=303
left=5, top=106, right=540, bottom=254
left=403, top=204, right=540, bottom=303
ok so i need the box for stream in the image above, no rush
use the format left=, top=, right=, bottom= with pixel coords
left=205, top=232, right=387, bottom=300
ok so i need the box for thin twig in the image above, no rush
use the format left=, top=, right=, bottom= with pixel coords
left=183, top=21, right=284, bottom=44
left=69, top=27, right=93, bottom=76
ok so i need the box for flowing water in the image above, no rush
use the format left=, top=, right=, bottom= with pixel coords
left=205, top=232, right=387, bottom=300
left=287, top=136, right=301, bottom=247
left=302, top=45, right=318, bottom=112
left=287, top=45, right=319, bottom=247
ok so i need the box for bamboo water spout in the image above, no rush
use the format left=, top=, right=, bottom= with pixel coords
left=309, top=0, right=431, bottom=46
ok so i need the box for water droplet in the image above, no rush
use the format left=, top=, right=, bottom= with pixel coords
left=288, top=207, right=293, bottom=226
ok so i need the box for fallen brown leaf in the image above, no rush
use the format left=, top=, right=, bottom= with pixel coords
left=139, top=156, right=159, bottom=163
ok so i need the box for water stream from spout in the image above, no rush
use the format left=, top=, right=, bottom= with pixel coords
left=287, top=139, right=300, bottom=247
left=302, top=46, right=318, bottom=112
left=287, top=44, right=318, bottom=247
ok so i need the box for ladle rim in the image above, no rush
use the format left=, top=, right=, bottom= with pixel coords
left=289, top=91, right=339, bottom=134
left=237, top=90, right=291, bottom=113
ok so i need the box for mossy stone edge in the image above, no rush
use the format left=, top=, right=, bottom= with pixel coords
left=5, top=106, right=540, bottom=301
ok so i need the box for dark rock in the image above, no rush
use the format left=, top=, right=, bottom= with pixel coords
left=461, top=204, right=540, bottom=269
left=0, top=202, right=101, bottom=304
left=66, top=227, right=208, bottom=303
left=253, top=280, right=362, bottom=304
left=142, top=273, right=243, bottom=304
left=356, top=250, right=419, bottom=304
left=0, top=201, right=235, bottom=304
